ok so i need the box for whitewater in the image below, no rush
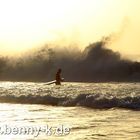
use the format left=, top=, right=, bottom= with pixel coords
left=0, top=82, right=139, bottom=139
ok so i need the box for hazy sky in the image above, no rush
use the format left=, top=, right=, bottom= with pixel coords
left=0, top=0, right=140, bottom=59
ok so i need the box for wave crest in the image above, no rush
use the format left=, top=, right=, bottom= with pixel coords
left=0, top=93, right=140, bottom=110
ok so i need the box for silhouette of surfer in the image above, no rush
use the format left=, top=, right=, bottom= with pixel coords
left=55, top=68, right=63, bottom=85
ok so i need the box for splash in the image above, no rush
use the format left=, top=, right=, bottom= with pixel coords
left=0, top=37, right=140, bottom=82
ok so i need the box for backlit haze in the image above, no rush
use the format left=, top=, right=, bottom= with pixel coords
left=0, top=0, right=140, bottom=61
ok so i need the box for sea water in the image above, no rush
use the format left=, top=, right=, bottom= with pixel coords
left=0, top=82, right=139, bottom=139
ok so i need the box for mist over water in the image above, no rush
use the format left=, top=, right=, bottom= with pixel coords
left=0, top=37, right=140, bottom=82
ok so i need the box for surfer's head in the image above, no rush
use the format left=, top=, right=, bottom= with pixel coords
left=58, top=68, right=62, bottom=73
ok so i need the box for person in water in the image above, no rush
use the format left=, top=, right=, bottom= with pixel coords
left=55, top=68, right=63, bottom=85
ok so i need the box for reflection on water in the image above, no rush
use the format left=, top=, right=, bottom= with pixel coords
left=0, top=82, right=139, bottom=139
left=0, top=103, right=139, bottom=139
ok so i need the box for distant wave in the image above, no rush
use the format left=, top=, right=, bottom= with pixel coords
left=0, top=93, right=140, bottom=110
left=0, top=37, right=140, bottom=82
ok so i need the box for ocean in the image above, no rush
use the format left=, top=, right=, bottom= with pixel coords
left=0, top=82, right=139, bottom=140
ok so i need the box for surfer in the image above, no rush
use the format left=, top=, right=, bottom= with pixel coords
left=55, top=68, right=63, bottom=85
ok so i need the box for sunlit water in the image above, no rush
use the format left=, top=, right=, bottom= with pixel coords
left=0, top=82, right=139, bottom=139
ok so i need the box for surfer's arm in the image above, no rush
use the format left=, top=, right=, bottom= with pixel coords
left=61, top=78, right=64, bottom=81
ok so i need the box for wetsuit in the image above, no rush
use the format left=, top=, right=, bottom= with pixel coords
left=55, top=71, right=61, bottom=85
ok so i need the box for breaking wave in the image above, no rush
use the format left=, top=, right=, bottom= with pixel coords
left=0, top=36, right=140, bottom=82
left=0, top=93, right=140, bottom=110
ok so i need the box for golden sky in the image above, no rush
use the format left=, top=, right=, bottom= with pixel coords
left=0, top=0, right=140, bottom=59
